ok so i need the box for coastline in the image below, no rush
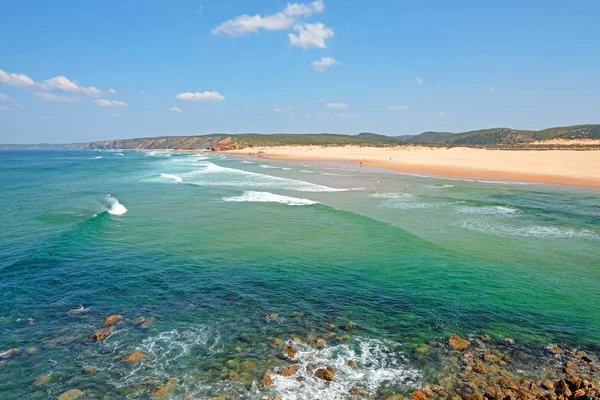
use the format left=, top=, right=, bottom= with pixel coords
left=224, top=145, right=600, bottom=188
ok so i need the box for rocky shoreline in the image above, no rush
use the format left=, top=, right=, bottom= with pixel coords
left=1, top=312, right=598, bottom=399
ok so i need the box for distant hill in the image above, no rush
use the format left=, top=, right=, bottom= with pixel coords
left=2, top=124, right=598, bottom=150
left=408, top=125, right=600, bottom=145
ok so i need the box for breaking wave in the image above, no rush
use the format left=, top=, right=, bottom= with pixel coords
left=223, top=191, right=318, bottom=206
left=183, top=162, right=347, bottom=192
left=159, top=173, right=183, bottom=183
left=270, top=337, right=420, bottom=399
left=106, top=195, right=128, bottom=215
left=461, top=220, right=599, bottom=239
left=455, top=205, right=518, bottom=215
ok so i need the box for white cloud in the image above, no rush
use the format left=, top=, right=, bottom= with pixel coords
left=94, top=99, right=127, bottom=107
left=212, top=12, right=294, bottom=36
left=438, top=111, right=447, bottom=117
left=0, top=105, right=8, bottom=111
left=283, top=0, right=324, bottom=17
left=112, top=113, right=121, bottom=117
left=175, top=91, right=225, bottom=102
left=212, top=0, right=324, bottom=36
left=388, top=105, right=409, bottom=111
left=81, top=86, right=102, bottom=97
left=311, top=57, right=339, bottom=72
left=108, top=88, right=117, bottom=95
left=415, top=77, right=424, bottom=84
left=274, top=106, right=295, bottom=112
left=489, top=86, right=496, bottom=92
left=0, top=93, right=10, bottom=102
left=170, top=107, right=182, bottom=112
left=289, top=22, right=334, bottom=49
left=325, top=102, right=347, bottom=109
left=140, top=91, right=147, bottom=96
left=34, top=92, right=80, bottom=102
left=337, top=113, right=349, bottom=118
left=0, top=68, right=35, bottom=87
left=40, top=76, right=80, bottom=92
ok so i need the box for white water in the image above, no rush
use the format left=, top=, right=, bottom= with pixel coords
left=160, top=173, right=183, bottom=183
left=106, top=195, right=128, bottom=215
left=223, top=191, right=318, bottom=206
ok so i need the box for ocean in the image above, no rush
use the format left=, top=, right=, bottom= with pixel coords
left=0, top=150, right=599, bottom=399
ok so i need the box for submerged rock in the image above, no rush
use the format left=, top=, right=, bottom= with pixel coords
left=343, top=321, right=360, bottom=331
left=122, top=350, right=147, bottom=363
left=150, top=377, right=178, bottom=399
left=0, top=348, right=20, bottom=359
left=82, top=366, right=97, bottom=375
left=313, top=338, right=327, bottom=348
left=57, top=389, right=83, bottom=400
left=448, top=334, right=471, bottom=350
left=89, top=326, right=114, bottom=342
left=265, top=313, right=279, bottom=322
left=103, top=314, right=123, bottom=327
left=135, top=316, right=155, bottom=329
left=386, top=395, right=405, bottom=400
left=33, top=373, right=52, bottom=387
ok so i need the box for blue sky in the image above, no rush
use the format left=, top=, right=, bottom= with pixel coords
left=1, top=0, right=599, bottom=143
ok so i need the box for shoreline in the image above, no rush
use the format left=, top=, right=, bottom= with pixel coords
left=224, top=145, right=600, bottom=189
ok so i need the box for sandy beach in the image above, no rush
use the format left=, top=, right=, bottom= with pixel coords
left=225, top=145, right=600, bottom=188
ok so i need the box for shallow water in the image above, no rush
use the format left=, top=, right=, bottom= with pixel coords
left=0, top=150, right=598, bottom=399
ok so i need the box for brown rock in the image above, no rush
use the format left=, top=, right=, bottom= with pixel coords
left=283, top=346, right=298, bottom=359
left=279, top=365, right=300, bottom=376
left=122, top=350, right=147, bottom=363
left=337, top=334, right=350, bottom=342
left=411, top=390, right=428, bottom=400
left=555, top=380, right=572, bottom=398
left=343, top=322, right=360, bottom=330
left=542, top=380, right=554, bottom=390
left=448, top=334, right=471, bottom=350
left=150, top=377, right=178, bottom=399
left=386, top=395, right=404, bottom=400
left=210, top=397, right=227, bottom=400
left=315, top=367, right=335, bottom=382
left=241, top=359, right=255, bottom=370
left=57, top=389, right=84, bottom=400
left=347, top=360, right=356, bottom=367
left=313, top=338, right=327, bottom=348
left=573, top=389, right=586, bottom=398
left=350, top=387, right=365, bottom=396
left=103, top=314, right=123, bottom=327
left=291, top=311, right=304, bottom=318
left=503, top=338, right=515, bottom=346
left=261, top=370, right=274, bottom=388
left=473, top=363, right=487, bottom=373
left=547, top=345, right=564, bottom=354
left=89, top=326, right=114, bottom=342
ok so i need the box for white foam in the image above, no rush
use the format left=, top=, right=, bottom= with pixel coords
left=242, top=160, right=254, bottom=164
left=371, top=192, right=443, bottom=210
left=260, top=164, right=280, bottom=169
left=223, top=191, right=318, bottom=206
left=94, top=156, right=103, bottom=159
left=160, top=173, right=183, bottom=183
left=461, top=220, right=599, bottom=239
left=184, top=161, right=347, bottom=192
left=116, top=152, right=124, bottom=156
left=371, top=192, right=414, bottom=199
left=456, top=205, right=518, bottom=216
left=271, top=337, right=420, bottom=400
left=106, top=195, right=128, bottom=215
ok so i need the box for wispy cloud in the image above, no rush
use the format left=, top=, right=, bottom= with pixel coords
left=489, top=86, right=496, bottom=92
left=107, top=88, right=117, bottom=95
left=325, top=102, right=347, bottom=109
left=175, top=91, right=225, bottom=102
left=34, top=92, right=80, bottom=102
left=0, top=68, right=35, bottom=87
left=415, top=77, right=424, bottom=84
left=140, top=91, right=147, bottom=96
left=438, top=111, right=447, bottom=117
left=170, top=107, right=182, bottom=112
left=289, top=22, right=334, bottom=49
left=311, top=57, right=339, bottom=72
left=112, top=113, right=121, bottom=117
left=94, top=99, right=127, bottom=107
left=387, top=105, right=409, bottom=111
left=274, top=106, right=295, bottom=112
left=0, top=105, right=8, bottom=111
left=40, top=76, right=103, bottom=97
left=283, top=0, right=324, bottom=17
left=0, top=93, right=11, bottom=102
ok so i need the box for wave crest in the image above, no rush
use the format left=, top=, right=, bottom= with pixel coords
left=223, top=191, right=318, bottom=206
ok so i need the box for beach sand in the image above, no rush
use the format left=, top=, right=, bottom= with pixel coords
left=225, top=145, right=600, bottom=188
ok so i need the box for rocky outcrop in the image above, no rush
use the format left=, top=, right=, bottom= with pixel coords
left=57, top=389, right=83, bottom=400
left=150, top=377, right=178, bottom=399
left=89, top=326, right=114, bottom=342
left=278, top=365, right=300, bottom=376
left=122, top=350, right=147, bottom=363
left=448, top=334, right=471, bottom=350
left=103, top=314, right=123, bottom=327
left=315, top=366, right=336, bottom=382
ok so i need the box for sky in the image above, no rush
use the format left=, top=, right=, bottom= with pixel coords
left=1, top=0, right=599, bottom=144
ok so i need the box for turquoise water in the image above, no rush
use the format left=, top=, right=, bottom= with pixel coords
left=0, top=150, right=598, bottom=399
